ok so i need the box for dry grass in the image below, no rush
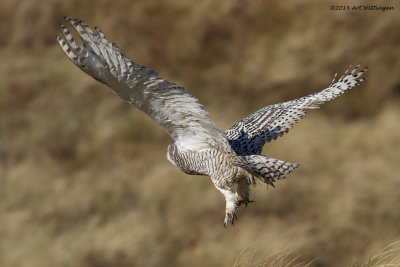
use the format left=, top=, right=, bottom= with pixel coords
left=364, top=241, right=400, bottom=267
left=1, top=0, right=400, bottom=266
left=233, top=241, right=400, bottom=267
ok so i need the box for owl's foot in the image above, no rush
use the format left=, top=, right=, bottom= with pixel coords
left=238, top=198, right=254, bottom=208
left=224, top=205, right=239, bottom=227
left=213, top=183, right=240, bottom=227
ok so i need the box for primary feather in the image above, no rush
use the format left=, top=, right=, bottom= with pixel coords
left=225, top=65, right=367, bottom=155
left=57, top=17, right=229, bottom=152
left=57, top=18, right=367, bottom=227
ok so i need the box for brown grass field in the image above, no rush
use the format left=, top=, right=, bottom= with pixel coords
left=1, top=0, right=400, bottom=266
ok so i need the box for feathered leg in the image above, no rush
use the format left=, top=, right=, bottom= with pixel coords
left=214, top=184, right=239, bottom=227
left=237, top=179, right=253, bottom=207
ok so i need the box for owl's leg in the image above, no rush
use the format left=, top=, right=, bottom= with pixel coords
left=237, top=179, right=253, bottom=207
left=214, top=185, right=239, bottom=227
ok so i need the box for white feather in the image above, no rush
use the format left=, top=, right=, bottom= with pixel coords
left=57, top=18, right=231, bottom=152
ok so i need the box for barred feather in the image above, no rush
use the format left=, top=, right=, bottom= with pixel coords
left=235, top=155, right=299, bottom=186
left=225, top=65, right=367, bottom=156
left=58, top=17, right=367, bottom=227
left=57, top=17, right=229, bottom=152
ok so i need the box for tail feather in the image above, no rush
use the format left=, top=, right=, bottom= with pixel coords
left=235, top=155, right=299, bottom=187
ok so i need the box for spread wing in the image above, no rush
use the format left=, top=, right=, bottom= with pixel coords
left=57, top=17, right=229, bottom=151
left=225, top=65, right=367, bottom=155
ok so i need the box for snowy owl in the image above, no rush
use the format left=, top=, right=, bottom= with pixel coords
left=57, top=17, right=367, bottom=227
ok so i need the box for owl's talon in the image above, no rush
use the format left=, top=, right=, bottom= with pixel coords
left=238, top=198, right=254, bottom=208
left=224, top=209, right=238, bottom=227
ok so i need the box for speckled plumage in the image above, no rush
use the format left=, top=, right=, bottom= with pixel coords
left=57, top=18, right=367, bottom=227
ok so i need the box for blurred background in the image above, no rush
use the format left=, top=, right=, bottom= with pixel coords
left=1, top=0, right=400, bottom=266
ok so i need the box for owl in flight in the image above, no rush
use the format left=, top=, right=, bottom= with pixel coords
left=57, top=18, right=367, bottom=227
